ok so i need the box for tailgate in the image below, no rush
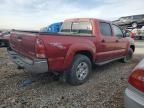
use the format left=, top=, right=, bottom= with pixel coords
left=10, top=32, right=37, bottom=59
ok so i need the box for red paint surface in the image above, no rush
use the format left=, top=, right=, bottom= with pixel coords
left=10, top=18, right=130, bottom=72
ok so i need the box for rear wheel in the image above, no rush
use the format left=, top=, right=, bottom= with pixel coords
left=121, top=48, right=133, bottom=63
left=66, top=54, right=92, bottom=85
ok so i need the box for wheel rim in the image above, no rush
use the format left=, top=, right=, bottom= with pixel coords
left=76, top=62, right=89, bottom=81
left=132, top=23, right=137, bottom=28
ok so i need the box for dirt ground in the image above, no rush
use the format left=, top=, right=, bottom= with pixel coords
left=0, top=40, right=144, bottom=108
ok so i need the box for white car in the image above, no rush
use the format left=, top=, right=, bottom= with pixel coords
left=124, top=59, right=144, bottom=108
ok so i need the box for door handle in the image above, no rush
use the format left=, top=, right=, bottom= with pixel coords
left=101, top=39, right=105, bottom=43
left=17, top=36, right=22, bottom=39
left=17, top=39, right=22, bottom=42
left=17, top=37, right=22, bottom=42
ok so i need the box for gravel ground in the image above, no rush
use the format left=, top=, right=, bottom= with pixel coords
left=0, top=40, right=144, bottom=108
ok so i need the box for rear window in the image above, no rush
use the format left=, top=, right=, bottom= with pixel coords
left=71, top=22, right=92, bottom=35
left=133, top=15, right=142, bottom=19
left=60, top=21, right=92, bottom=36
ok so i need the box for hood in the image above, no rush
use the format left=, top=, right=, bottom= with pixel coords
left=126, top=37, right=135, bottom=45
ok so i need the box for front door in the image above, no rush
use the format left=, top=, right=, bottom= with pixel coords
left=95, top=22, right=117, bottom=62
left=112, top=24, right=128, bottom=57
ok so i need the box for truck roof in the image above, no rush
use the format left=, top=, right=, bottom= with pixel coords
left=64, top=18, right=111, bottom=23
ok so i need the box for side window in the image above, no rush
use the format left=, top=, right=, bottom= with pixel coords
left=100, top=22, right=112, bottom=36
left=71, top=22, right=92, bottom=35
left=60, top=22, right=72, bottom=32
left=112, top=25, right=123, bottom=38
left=133, top=15, right=141, bottom=19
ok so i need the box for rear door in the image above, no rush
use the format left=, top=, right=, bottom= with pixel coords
left=95, top=22, right=118, bottom=62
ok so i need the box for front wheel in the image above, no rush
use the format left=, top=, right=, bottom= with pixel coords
left=66, top=54, right=92, bottom=85
left=121, top=48, right=133, bottom=63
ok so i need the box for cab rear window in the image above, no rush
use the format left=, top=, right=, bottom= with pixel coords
left=60, top=21, right=92, bottom=36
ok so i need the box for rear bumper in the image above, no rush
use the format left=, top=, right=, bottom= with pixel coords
left=8, top=50, right=48, bottom=73
left=124, top=88, right=144, bottom=108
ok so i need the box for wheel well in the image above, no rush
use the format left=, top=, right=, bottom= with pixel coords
left=130, top=45, right=135, bottom=52
left=132, top=21, right=137, bottom=24
left=75, top=51, right=93, bottom=63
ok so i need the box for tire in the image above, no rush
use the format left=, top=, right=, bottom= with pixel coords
left=66, top=54, right=92, bottom=85
left=121, top=48, right=133, bottom=63
left=132, top=22, right=137, bottom=28
left=139, top=36, right=142, bottom=40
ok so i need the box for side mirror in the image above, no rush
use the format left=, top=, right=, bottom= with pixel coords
left=123, top=32, right=129, bottom=37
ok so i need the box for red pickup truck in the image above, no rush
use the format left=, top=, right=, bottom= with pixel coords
left=9, top=18, right=135, bottom=85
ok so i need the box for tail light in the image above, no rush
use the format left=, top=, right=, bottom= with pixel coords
left=35, top=38, right=46, bottom=58
left=130, top=32, right=135, bottom=39
left=128, top=69, right=144, bottom=92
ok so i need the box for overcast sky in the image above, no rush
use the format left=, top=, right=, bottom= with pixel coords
left=0, top=0, right=144, bottom=30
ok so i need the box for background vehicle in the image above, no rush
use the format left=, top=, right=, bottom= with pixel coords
left=0, top=31, right=10, bottom=47
left=40, top=22, right=63, bottom=33
left=122, top=29, right=135, bottom=39
left=132, top=29, right=144, bottom=40
left=124, top=59, right=144, bottom=108
left=113, top=14, right=144, bottom=28
left=9, top=18, right=135, bottom=85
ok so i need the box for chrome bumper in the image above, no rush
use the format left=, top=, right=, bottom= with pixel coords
left=8, top=50, right=48, bottom=73
left=124, top=88, right=144, bottom=108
